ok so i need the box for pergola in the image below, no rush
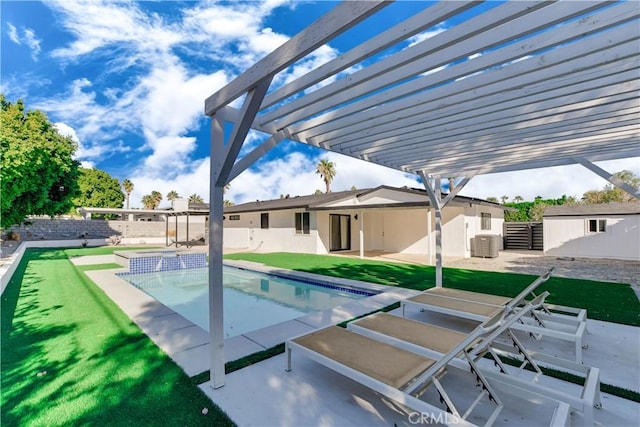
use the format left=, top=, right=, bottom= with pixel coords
left=204, top=1, right=640, bottom=387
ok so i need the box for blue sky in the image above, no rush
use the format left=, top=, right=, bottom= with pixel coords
left=3, top=0, right=638, bottom=208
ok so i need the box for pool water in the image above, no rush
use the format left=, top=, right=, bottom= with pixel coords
left=118, top=267, right=373, bottom=338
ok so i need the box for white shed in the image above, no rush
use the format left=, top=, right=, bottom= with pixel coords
left=543, top=203, right=640, bottom=261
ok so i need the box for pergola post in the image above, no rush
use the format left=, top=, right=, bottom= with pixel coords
left=419, top=172, right=443, bottom=287
left=359, top=210, right=364, bottom=259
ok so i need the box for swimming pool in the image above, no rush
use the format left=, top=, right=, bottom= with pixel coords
left=118, top=266, right=375, bottom=338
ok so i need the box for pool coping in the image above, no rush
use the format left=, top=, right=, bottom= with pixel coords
left=81, top=256, right=421, bottom=378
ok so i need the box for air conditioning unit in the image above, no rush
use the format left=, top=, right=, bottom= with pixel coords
left=472, top=234, right=500, bottom=258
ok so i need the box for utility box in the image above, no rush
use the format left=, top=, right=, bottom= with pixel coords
left=472, top=234, right=500, bottom=258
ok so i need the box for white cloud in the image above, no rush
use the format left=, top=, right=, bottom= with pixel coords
left=6, top=22, right=42, bottom=61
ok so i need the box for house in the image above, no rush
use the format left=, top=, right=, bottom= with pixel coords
left=223, top=186, right=508, bottom=260
left=543, top=203, right=640, bottom=261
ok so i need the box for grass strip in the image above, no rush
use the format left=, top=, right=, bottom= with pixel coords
left=224, top=252, right=640, bottom=326
left=1, top=248, right=235, bottom=426
left=191, top=343, right=287, bottom=385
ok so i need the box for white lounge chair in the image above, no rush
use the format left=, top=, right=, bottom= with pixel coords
left=348, top=310, right=601, bottom=425
left=401, top=268, right=589, bottom=363
left=286, top=293, right=570, bottom=427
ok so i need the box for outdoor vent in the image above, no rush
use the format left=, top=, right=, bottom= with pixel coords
left=472, top=235, right=500, bottom=258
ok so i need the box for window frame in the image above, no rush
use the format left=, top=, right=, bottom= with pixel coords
left=229, top=214, right=240, bottom=221
left=480, top=212, right=491, bottom=230
left=295, top=212, right=310, bottom=235
left=586, top=218, right=607, bottom=233
left=261, top=212, right=269, bottom=229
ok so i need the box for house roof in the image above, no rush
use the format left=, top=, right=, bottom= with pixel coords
left=543, top=202, right=640, bottom=217
left=205, top=2, right=639, bottom=180
left=223, top=185, right=505, bottom=214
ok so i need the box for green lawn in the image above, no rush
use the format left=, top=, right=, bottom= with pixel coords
left=225, top=252, right=640, bottom=326
left=1, top=247, right=235, bottom=426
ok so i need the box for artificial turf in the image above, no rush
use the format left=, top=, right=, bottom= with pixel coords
left=1, top=247, right=235, bottom=426
left=224, top=252, right=640, bottom=326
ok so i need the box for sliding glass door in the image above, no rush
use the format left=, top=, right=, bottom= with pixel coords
left=330, top=214, right=351, bottom=251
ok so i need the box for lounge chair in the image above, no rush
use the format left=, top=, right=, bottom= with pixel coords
left=286, top=293, right=570, bottom=427
left=348, top=310, right=601, bottom=425
left=401, top=268, right=589, bottom=363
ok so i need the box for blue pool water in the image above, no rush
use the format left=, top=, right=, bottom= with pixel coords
left=118, top=266, right=375, bottom=338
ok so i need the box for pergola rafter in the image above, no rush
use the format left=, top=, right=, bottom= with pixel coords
left=205, top=0, right=640, bottom=388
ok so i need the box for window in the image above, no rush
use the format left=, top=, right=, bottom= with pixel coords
left=229, top=215, right=240, bottom=221
left=261, top=213, right=269, bottom=229
left=587, top=219, right=606, bottom=233
left=295, top=212, right=310, bottom=234
left=481, top=213, right=491, bottom=230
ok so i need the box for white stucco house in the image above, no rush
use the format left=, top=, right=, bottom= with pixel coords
left=543, top=203, right=640, bottom=261
left=223, top=186, right=507, bottom=261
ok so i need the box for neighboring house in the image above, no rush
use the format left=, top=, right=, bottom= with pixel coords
left=223, top=186, right=507, bottom=260
left=543, top=203, right=640, bottom=261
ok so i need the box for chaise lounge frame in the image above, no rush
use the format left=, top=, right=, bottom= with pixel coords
left=401, top=268, right=589, bottom=363
left=286, top=293, right=570, bottom=427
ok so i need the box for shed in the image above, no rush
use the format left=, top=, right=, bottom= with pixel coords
left=543, top=203, right=640, bottom=260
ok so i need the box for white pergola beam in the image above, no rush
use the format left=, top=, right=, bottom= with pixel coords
left=204, top=1, right=390, bottom=115
left=260, top=1, right=478, bottom=111
left=267, top=1, right=616, bottom=130
left=308, top=63, right=638, bottom=148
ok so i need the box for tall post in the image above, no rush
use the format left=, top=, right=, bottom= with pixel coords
left=419, top=171, right=443, bottom=287
left=209, top=113, right=226, bottom=389
left=359, top=210, right=364, bottom=259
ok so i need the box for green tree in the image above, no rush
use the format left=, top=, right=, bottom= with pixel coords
left=122, top=179, right=134, bottom=209
left=1, top=95, right=80, bottom=227
left=513, top=195, right=524, bottom=203
left=74, top=168, right=125, bottom=214
left=166, top=190, right=180, bottom=201
left=315, top=159, right=336, bottom=193
left=486, top=197, right=499, bottom=203
left=582, top=170, right=639, bottom=203
left=189, top=193, right=204, bottom=203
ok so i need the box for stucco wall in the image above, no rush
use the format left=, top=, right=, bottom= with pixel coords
left=223, top=209, right=320, bottom=253
left=544, top=215, right=640, bottom=260
left=3, top=218, right=206, bottom=243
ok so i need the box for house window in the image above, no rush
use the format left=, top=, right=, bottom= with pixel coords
left=587, top=219, right=606, bottom=233
left=261, top=213, right=269, bottom=229
left=229, top=215, right=240, bottom=221
left=295, top=212, right=310, bottom=235
left=481, top=213, right=491, bottom=230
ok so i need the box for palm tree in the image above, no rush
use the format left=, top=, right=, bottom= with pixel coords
left=189, top=193, right=204, bottom=203
left=500, top=195, right=509, bottom=204
left=166, top=190, right=180, bottom=201
left=150, top=190, right=163, bottom=209
left=141, top=194, right=155, bottom=209
left=514, top=195, right=524, bottom=203
left=122, top=179, right=134, bottom=209
left=315, top=159, right=336, bottom=193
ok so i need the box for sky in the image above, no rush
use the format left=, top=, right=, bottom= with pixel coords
left=2, top=0, right=638, bottom=208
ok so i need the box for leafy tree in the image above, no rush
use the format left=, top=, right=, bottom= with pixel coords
left=189, top=193, right=204, bottom=203
left=504, top=195, right=577, bottom=222
left=314, top=189, right=323, bottom=195
left=1, top=95, right=80, bottom=227
left=513, top=195, right=524, bottom=203
left=500, top=195, right=509, bottom=204
left=122, top=179, right=134, bottom=209
left=74, top=168, right=124, bottom=216
left=582, top=170, right=639, bottom=203
left=166, top=190, right=180, bottom=201
left=486, top=196, right=499, bottom=203
left=315, top=159, right=336, bottom=193
left=223, top=200, right=234, bottom=207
